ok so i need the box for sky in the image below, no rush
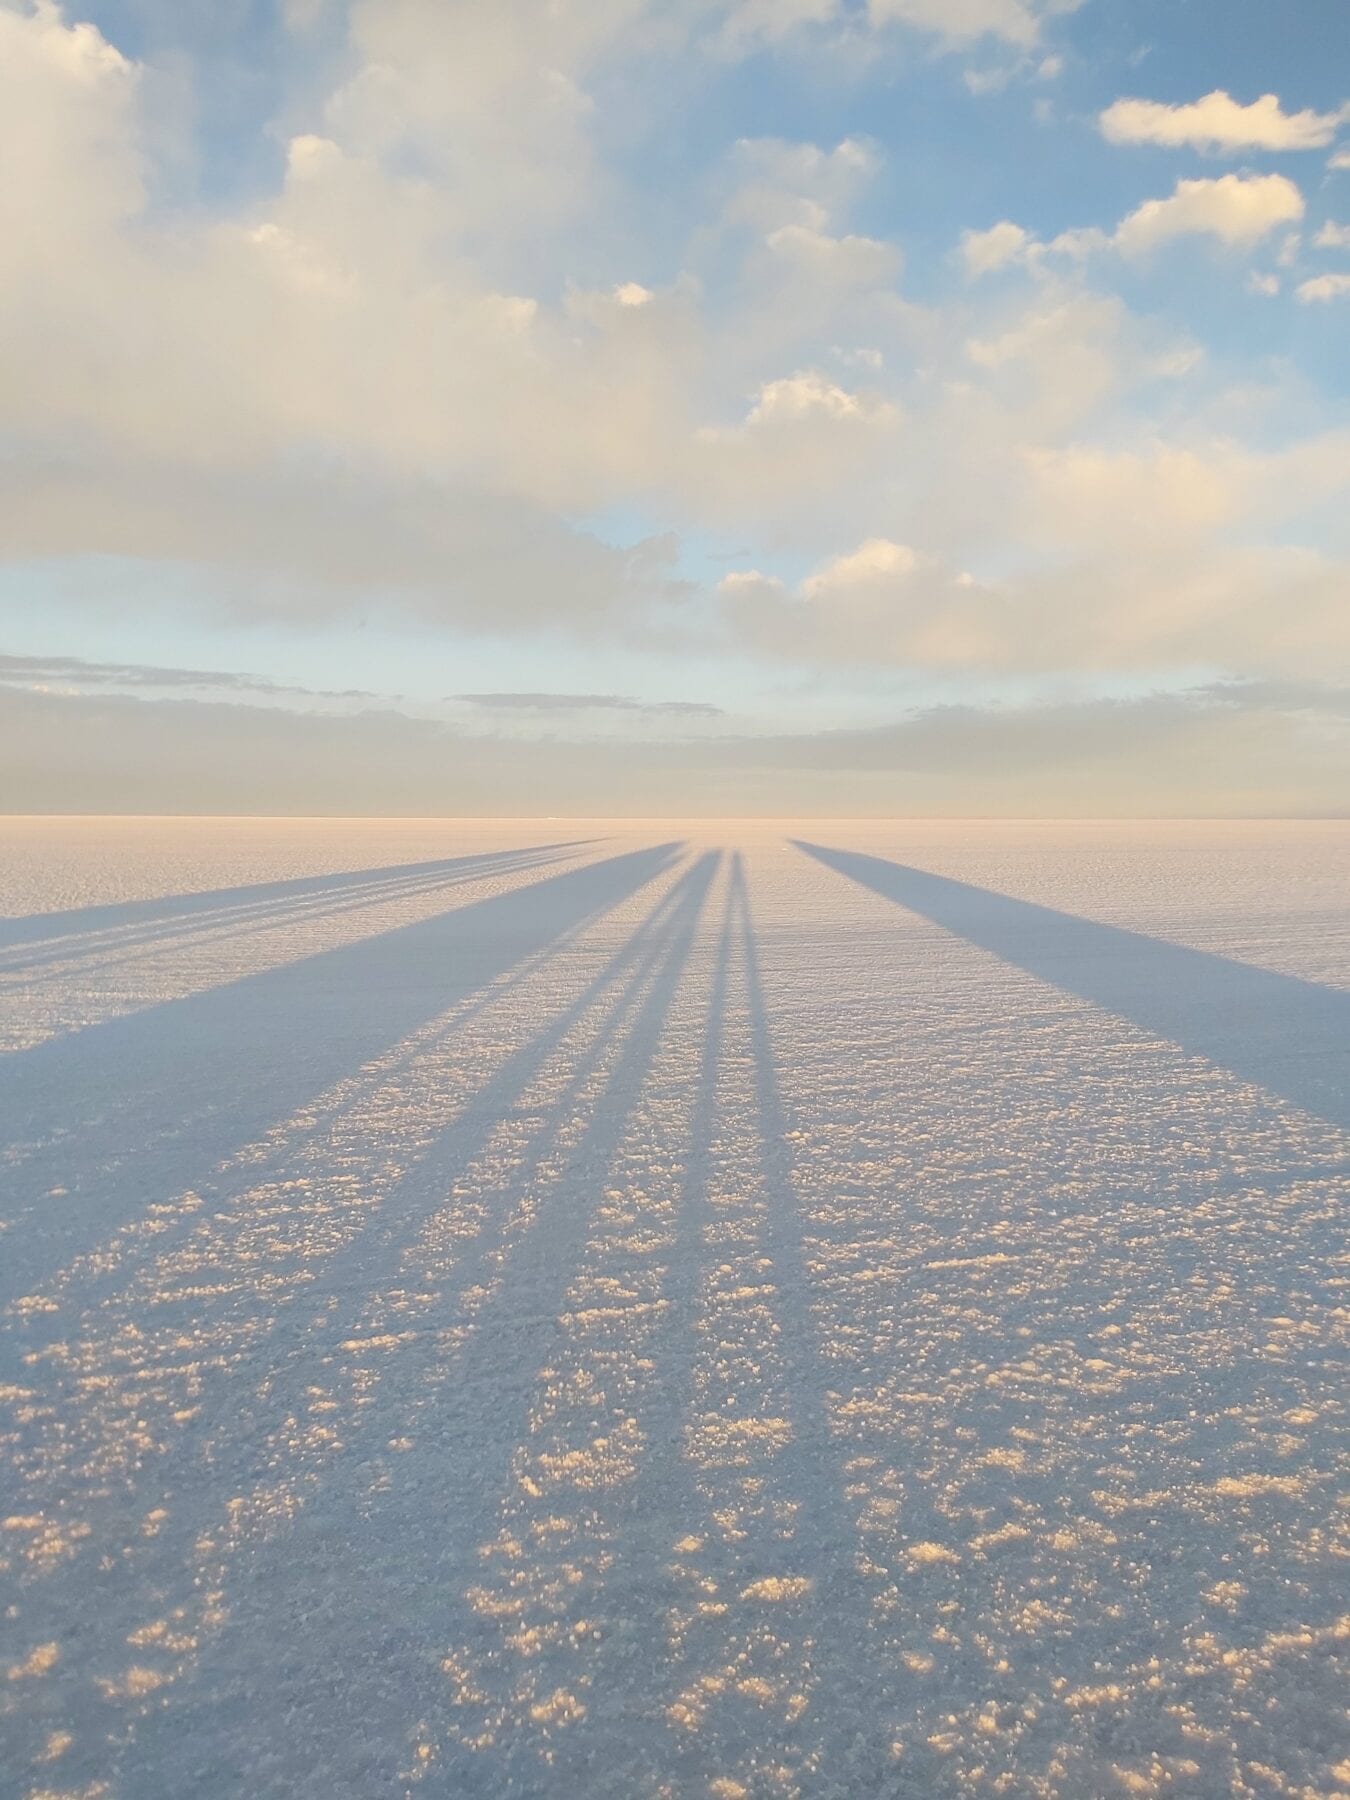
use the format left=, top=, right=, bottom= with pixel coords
left=2, top=0, right=1349, bottom=816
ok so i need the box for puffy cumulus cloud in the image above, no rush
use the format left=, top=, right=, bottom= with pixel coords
left=325, top=0, right=849, bottom=228
left=325, top=0, right=863, bottom=235
left=1019, top=443, right=1242, bottom=549
left=709, top=0, right=841, bottom=57
left=0, top=0, right=144, bottom=263
left=690, top=373, right=903, bottom=533
left=743, top=371, right=886, bottom=427
left=1313, top=221, right=1350, bottom=249
left=2, top=0, right=1348, bottom=765
left=0, top=3, right=911, bottom=626
left=959, top=290, right=1146, bottom=438
left=718, top=425, right=1350, bottom=679
left=726, top=540, right=1350, bottom=681
left=960, top=179, right=1305, bottom=283
left=1114, top=173, right=1304, bottom=256
left=960, top=221, right=1032, bottom=277
left=721, top=539, right=998, bottom=666
left=2, top=9, right=598, bottom=472
left=763, top=223, right=900, bottom=290
left=867, top=0, right=1079, bottom=50
left=0, top=0, right=934, bottom=630
left=1297, top=271, right=1350, bottom=302
left=698, top=240, right=1349, bottom=691
left=803, top=536, right=920, bottom=593
left=1100, top=90, right=1349, bottom=154
left=320, top=2, right=615, bottom=249
left=715, top=135, right=882, bottom=248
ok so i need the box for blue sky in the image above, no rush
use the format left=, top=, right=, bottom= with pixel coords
left=2, top=0, right=1349, bottom=813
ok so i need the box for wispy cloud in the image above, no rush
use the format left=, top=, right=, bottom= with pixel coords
left=4, top=677, right=1346, bottom=817
left=449, top=692, right=724, bottom=717
left=0, top=653, right=377, bottom=701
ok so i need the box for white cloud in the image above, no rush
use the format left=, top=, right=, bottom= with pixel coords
left=867, top=0, right=1076, bottom=50
left=718, top=568, right=784, bottom=597
left=1114, top=173, right=1304, bottom=256
left=710, top=0, right=840, bottom=56
left=725, top=536, right=998, bottom=665
left=717, top=421, right=1350, bottom=680
left=802, top=537, right=919, bottom=595
left=1100, top=90, right=1348, bottom=153
left=1331, top=148, right=1350, bottom=172
left=3, top=0, right=1350, bottom=747
left=963, top=66, right=1013, bottom=96
left=727, top=533, right=1350, bottom=679
left=961, top=220, right=1032, bottom=276
left=1022, top=443, right=1240, bottom=548
left=764, top=222, right=899, bottom=289
left=1247, top=271, right=1280, bottom=296
left=1296, top=272, right=1350, bottom=302
left=688, top=366, right=904, bottom=535
left=10, top=673, right=1350, bottom=817
left=2, top=4, right=902, bottom=615
left=1313, top=221, right=1350, bottom=249
left=968, top=177, right=1305, bottom=278
left=721, top=135, right=879, bottom=237
left=0, top=0, right=144, bottom=264
left=745, top=371, right=875, bottom=425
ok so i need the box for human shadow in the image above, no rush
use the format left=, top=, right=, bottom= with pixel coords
left=82, top=855, right=721, bottom=1798
left=0, top=851, right=576, bottom=998
left=361, top=854, right=901, bottom=1796
left=794, top=841, right=1350, bottom=1136
left=0, top=843, right=594, bottom=960
left=0, top=843, right=679, bottom=1315
left=5, top=857, right=712, bottom=1543
left=558, top=853, right=901, bottom=1793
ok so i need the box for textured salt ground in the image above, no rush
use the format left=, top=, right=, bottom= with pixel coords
left=1, top=818, right=1347, bottom=1799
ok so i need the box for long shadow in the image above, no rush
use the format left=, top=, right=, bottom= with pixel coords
left=0, top=843, right=679, bottom=1316
left=439, top=860, right=743, bottom=1794
left=728, top=855, right=903, bottom=1778
left=795, top=841, right=1350, bottom=1136
left=0, top=846, right=576, bottom=983
left=547, top=860, right=828, bottom=1792
left=13, top=870, right=634, bottom=1332
left=100, top=854, right=721, bottom=1798
left=11, top=860, right=709, bottom=1474
left=3, top=857, right=716, bottom=1795
left=0, top=843, right=595, bottom=956
left=456, top=857, right=902, bottom=1792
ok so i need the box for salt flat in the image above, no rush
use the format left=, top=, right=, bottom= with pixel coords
left=1, top=818, right=1347, bottom=1799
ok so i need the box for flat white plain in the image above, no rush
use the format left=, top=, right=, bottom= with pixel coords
left=1, top=818, right=1347, bottom=1799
